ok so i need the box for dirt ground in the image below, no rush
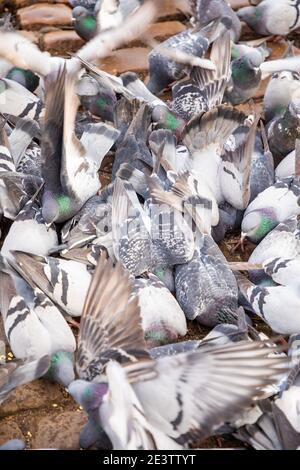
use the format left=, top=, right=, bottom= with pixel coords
left=0, top=0, right=296, bottom=450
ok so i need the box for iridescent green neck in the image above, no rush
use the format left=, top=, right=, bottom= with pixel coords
left=57, top=195, right=72, bottom=215
left=96, top=96, right=107, bottom=111
left=82, top=15, right=97, bottom=32
left=256, top=216, right=277, bottom=240
left=165, top=112, right=180, bottom=131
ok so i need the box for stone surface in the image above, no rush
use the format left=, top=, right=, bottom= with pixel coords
left=14, top=0, right=69, bottom=6
left=100, top=47, right=150, bottom=75
left=0, top=420, right=24, bottom=446
left=18, top=29, right=41, bottom=44
left=158, top=0, right=191, bottom=20
left=146, top=21, right=186, bottom=42
left=17, top=3, right=73, bottom=30
left=31, top=411, right=87, bottom=450
left=43, top=29, right=84, bottom=53
left=229, top=0, right=249, bottom=9
left=0, top=380, right=63, bottom=417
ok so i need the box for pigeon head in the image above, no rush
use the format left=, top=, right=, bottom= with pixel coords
left=68, top=380, right=109, bottom=412
left=72, top=6, right=98, bottom=41
left=232, top=55, right=261, bottom=84
left=6, top=67, right=40, bottom=93
left=152, top=106, right=186, bottom=138
left=45, top=351, right=75, bottom=387
left=237, top=6, right=262, bottom=28
left=42, top=193, right=73, bottom=226
left=144, top=323, right=178, bottom=348
left=242, top=208, right=278, bottom=243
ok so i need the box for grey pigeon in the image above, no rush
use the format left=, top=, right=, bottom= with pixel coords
left=0, top=355, right=50, bottom=404
left=232, top=257, right=300, bottom=334
left=41, top=66, right=119, bottom=226
left=0, top=261, right=76, bottom=386
left=268, top=100, right=300, bottom=161
left=175, top=234, right=239, bottom=326
left=1, top=199, right=58, bottom=261
left=0, top=78, right=42, bottom=121
left=68, top=252, right=288, bottom=450
left=241, top=140, right=300, bottom=244
left=147, top=19, right=228, bottom=95
left=264, top=70, right=300, bottom=123
left=190, top=0, right=241, bottom=42
left=72, top=6, right=98, bottom=41
left=134, top=275, right=187, bottom=347
left=225, top=47, right=264, bottom=105
left=172, top=31, right=231, bottom=121
left=237, top=0, right=300, bottom=36
left=11, top=251, right=92, bottom=317
left=112, top=178, right=195, bottom=275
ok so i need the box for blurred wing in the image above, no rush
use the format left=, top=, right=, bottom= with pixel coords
left=76, top=252, right=150, bottom=381
left=129, top=340, right=288, bottom=447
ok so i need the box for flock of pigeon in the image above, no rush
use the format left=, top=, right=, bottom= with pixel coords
left=1, top=0, right=300, bottom=451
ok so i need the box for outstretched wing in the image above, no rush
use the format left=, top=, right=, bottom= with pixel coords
left=76, top=252, right=150, bottom=381
left=129, top=340, right=288, bottom=447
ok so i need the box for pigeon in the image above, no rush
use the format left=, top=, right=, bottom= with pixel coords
left=10, top=251, right=92, bottom=317
left=134, top=275, right=187, bottom=347
left=112, top=102, right=152, bottom=178
left=236, top=371, right=300, bottom=450
left=268, top=100, right=300, bottom=161
left=121, top=71, right=164, bottom=106
left=5, top=67, right=40, bottom=93
left=233, top=262, right=300, bottom=335
left=190, top=0, right=241, bottom=42
left=41, top=66, right=119, bottom=226
left=241, top=140, right=300, bottom=244
left=0, top=77, right=43, bottom=120
left=175, top=234, right=239, bottom=326
left=226, top=122, right=274, bottom=203
left=61, top=194, right=112, bottom=251
left=150, top=321, right=251, bottom=360
left=276, top=149, right=296, bottom=180
left=69, top=252, right=288, bottom=450
left=263, top=70, right=300, bottom=123
left=112, top=178, right=195, bottom=275
left=72, top=6, right=98, bottom=41
left=8, top=117, right=40, bottom=170
left=183, top=105, right=253, bottom=211
left=225, top=46, right=264, bottom=105
left=147, top=19, right=227, bottom=95
left=237, top=0, right=300, bottom=36
left=1, top=199, right=58, bottom=261
left=172, top=30, right=231, bottom=121
left=76, top=72, right=117, bottom=122
left=245, top=216, right=300, bottom=287
left=0, top=355, right=50, bottom=404
left=0, top=261, right=76, bottom=386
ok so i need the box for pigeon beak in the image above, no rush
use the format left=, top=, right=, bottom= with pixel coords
left=45, top=222, right=54, bottom=232
left=240, top=232, right=247, bottom=252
